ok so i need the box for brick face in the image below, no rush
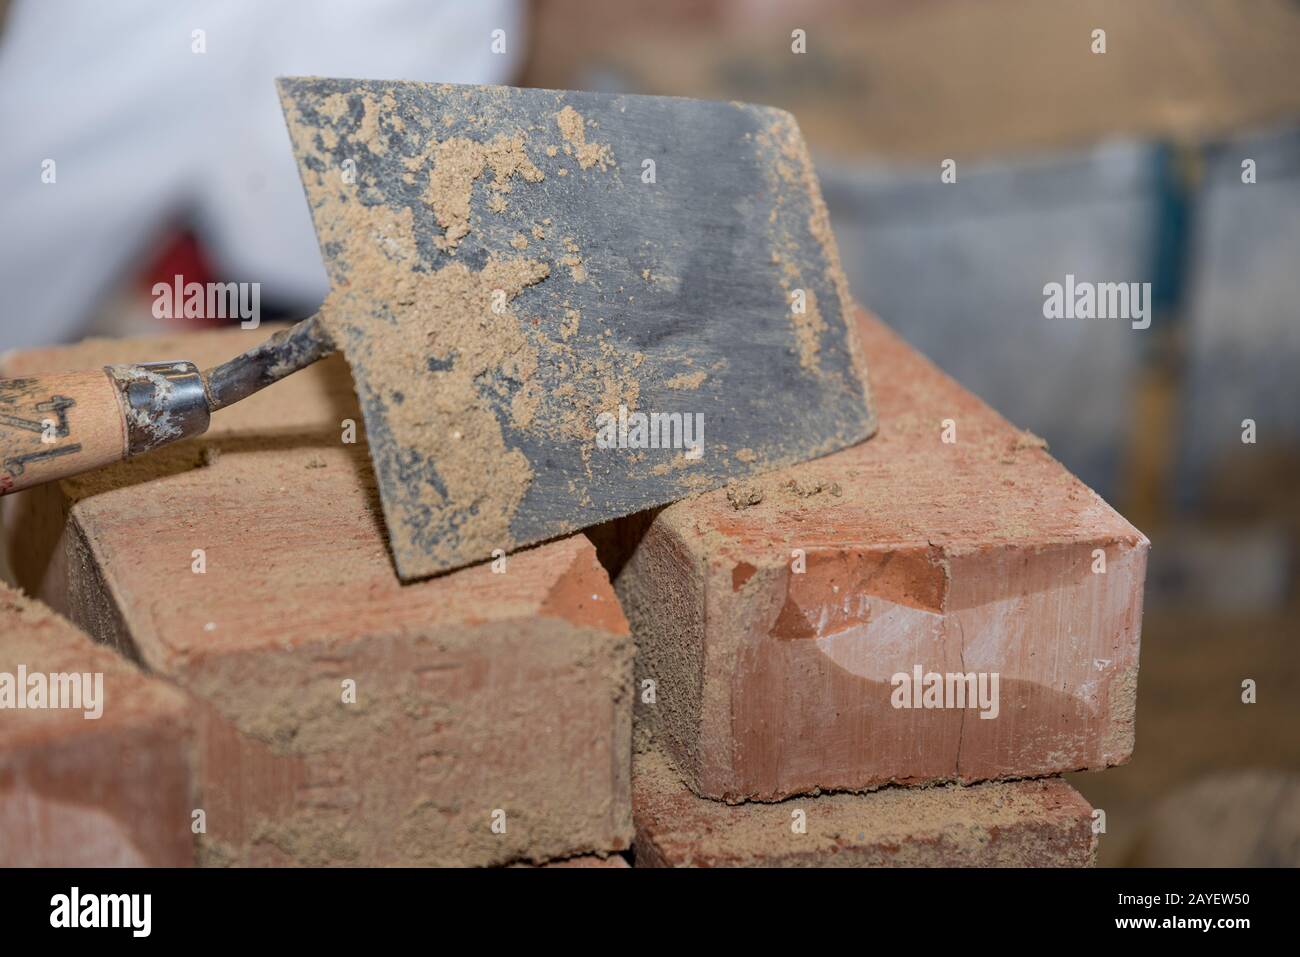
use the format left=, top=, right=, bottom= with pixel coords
left=618, top=308, right=1147, bottom=802
left=633, top=745, right=1097, bottom=868
left=0, top=584, right=196, bottom=866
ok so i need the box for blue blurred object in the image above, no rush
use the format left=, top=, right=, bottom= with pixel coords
left=1176, top=125, right=1300, bottom=507
left=821, top=140, right=1165, bottom=502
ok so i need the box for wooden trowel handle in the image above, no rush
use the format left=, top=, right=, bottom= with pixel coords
left=0, top=315, right=334, bottom=496
left=0, top=363, right=211, bottom=495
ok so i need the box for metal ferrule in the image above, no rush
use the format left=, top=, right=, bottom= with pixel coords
left=105, top=361, right=211, bottom=456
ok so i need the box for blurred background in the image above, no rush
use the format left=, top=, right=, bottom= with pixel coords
left=1, top=0, right=1297, bottom=865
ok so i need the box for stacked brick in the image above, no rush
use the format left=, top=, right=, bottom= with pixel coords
left=617, top=308, right=1146, bottom=865
left=0, top=308, right=1145, bottom=866
left=2, top=329, right=632, bottom=867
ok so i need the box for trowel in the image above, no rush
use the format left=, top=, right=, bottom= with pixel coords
left=0, top=78, right=876, bottom=580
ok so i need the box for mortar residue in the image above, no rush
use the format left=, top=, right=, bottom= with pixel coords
left=424, top=133, right=543, bottom=250
left=556, top=105, right=614, bottom=171
left=279, top=84, right=654, bottom=572
left=756, top=108, right=867, bottom=395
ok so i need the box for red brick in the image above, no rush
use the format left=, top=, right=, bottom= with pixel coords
left=544, top=854, right=630, bottom=868
left=633, top=745, right=1096, bottom=867
left=2, top=328, right=633, bottom=866
left=513, top=854, right=630, bottom=868
left=0, top=584, right=195, bottom=866
left=618, top=308, right=1147, bottom=801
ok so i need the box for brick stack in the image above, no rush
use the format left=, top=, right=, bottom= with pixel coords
left=0, top=307, right=1145, bottom=866
left=2, top=329, right=632, bottom=867
left=618, top=308, right=1147, bottom=865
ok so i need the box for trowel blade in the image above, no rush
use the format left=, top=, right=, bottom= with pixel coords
left=278, top=77, right=875, bottom=580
